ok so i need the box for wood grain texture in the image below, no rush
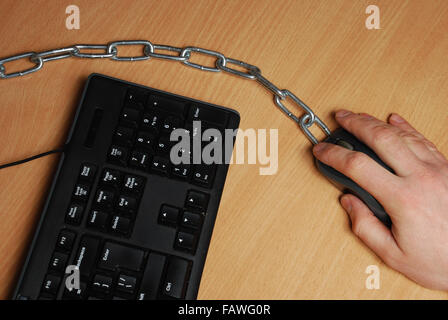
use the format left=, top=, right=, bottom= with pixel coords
left=0, top=0, right=447, bottom=299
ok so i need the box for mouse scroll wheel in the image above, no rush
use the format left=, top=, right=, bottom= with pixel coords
left=336, top=139, right=355, bottom=151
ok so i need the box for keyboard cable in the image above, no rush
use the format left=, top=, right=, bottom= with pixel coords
left=0, top=147, right=65, bottom=170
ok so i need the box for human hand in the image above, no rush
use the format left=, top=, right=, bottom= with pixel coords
left=313, top=110, right=448, bottom=290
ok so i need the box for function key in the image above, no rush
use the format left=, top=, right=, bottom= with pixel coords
left=158, top=205, right=180, bottom=227
left=181, top=211, right=203, bottom=230
left=98, top=242, right=144, bottom=272
left=66, top=203, right=84, bottom=225
left=56, top=230, right=76, bottom=252
left=72, top=183, right=90, bottom=202
left=108, top=145, right=128, bottom=167
left=49, top=252, right=69, bottom=272
left=122, top=174, right=145, bottom=194
left=174, top=231, right=197, bottom=253
left=192, top=165, right=216, bottom=187
left=114, top=126, right=135, bottom=146
left=187, top=104, right=228, bottom=127
left=161, top=257, right=191, bottom=299
left=41, top=274, right=61, bottom=296
left=100, top=169, right=122, bottom=188
left=79, top=163, right=97, bottom=182
left=185, top=190, right=209, bottom=211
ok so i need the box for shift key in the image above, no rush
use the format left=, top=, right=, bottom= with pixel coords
left=74, top=236, right=100, bottom=277
left=98, top=242, right=144, bottom=272
left=137, top=253, right=166, bottom=300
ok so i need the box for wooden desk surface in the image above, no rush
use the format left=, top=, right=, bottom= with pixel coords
left=0, top=0, right=447, bottom=299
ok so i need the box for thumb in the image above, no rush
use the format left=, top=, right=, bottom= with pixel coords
left=340, top=194, right=403, bottom=266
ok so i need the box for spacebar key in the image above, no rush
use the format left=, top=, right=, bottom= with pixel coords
left=137, top=253, right=166, bottom=300
left=162, top=257, right=191, bottom=299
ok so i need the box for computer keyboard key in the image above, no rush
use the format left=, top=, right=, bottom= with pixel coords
left=162, top=257, right=191, bottom=299
left=108, top=146, right=128, bottom=166
left=141, top=113, right=161, bottom=132
left=174, top=232, right=197, bottom=252
left=66, top=203, right=84, bottom=225
left=148, top=95, right=186, bottom=115
left=98, top=242, right=144, bottom=272
left=125, top=89, right=146, bottom=110
left=193, top=165, right=216, bottom=187
left=114, top=126, right=135, bottom=146
left=63, top=282, right=87, bottom=300
left=159, top=205, right=180, bottom=226
left=87, top=210, right=109, bottom=230
left=151, top=156, right=169, bottom=174
left=129, top=150, right=150, bottom=170
left=100, top=169, right=122, bottom=188
left=79, top=163, right=97, bottom=182
left=181, top=211, right=203, bottom=230
left=136, top=131, right=156, bottom=150
left=138, top=253, right=166, bottom=300
left=156, top=136, right=171, bottom=154
left=117, top=274, right=137, bottom=294
left=63, top=282, right=86, bottom=300
left=73, top=183, right=90, bottom=202
left=116, top=195, right=138, bottom=213
left=121, top=108, right=141, bottom=127
left=187, top=104, right=228, bottom=127
left=56, top=230, right=76, bottom=252
left=42, top=274, right=61, bottom=296
left=162, top=115, right=182, bottom=133
left=110, top=216, right=131, bottom=235
left=74, top=236, right=101, bottom=277
left=172, top=164, right=191, bottom=179
left=92, top=274, right=113, bottom=293
left=49, top=252, right=69, bottom=272
left=185, top=190, right=209, bottom=211
left=122, top=174, right=144, bottom=194
left=94, top=189, right=115, bottom=209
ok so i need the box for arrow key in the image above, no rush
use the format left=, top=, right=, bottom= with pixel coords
left=158, top=205, right=180, bottom=227
left=174, top=231, right=197, bottom=253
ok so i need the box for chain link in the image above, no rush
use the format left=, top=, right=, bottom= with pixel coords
left=0, top=40, right=331, bottom=144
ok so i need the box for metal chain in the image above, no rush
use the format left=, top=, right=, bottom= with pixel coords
left=0, top=40, right=331, bottom=144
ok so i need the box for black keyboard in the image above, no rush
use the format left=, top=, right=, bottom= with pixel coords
left=13, top=74, right=240, bottom=300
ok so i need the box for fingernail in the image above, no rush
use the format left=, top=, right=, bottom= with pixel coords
left=340, top=196, right=352, bottom=214
left=313, top=143, right=327, bottom=154
left=336, top=110, right=351, bottom=118
left=390, top=113, right=404, bottom=123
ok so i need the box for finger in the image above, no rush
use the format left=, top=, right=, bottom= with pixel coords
left=340, top=194, right=403, bottom=267
left=335, top=110, right=421, bottom=176
left=314, top=142, right=401, bottom=205
left=388, top=113, right=446, bottom=163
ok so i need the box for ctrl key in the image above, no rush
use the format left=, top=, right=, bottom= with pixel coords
left=162, top=258, right=191, bottom=299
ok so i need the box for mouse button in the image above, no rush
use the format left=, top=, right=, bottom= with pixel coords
left=336, top=139, right=355, bottom=151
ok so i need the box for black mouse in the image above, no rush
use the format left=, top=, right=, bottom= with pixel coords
left=315, top=127, right=393, bottom=227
